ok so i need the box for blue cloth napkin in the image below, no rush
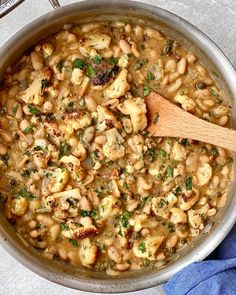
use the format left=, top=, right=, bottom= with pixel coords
left=164, top=223, right=236, bottom=295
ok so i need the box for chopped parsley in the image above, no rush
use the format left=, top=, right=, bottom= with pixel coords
left=69, top=239, right=79, bottom=248
left=60, top=223, right=69, bottom=231
left=16, top=188, right=36, bottom=201
left=86, top=64, right=96, bottom=77
left=80, top=209, right=98, bottom=218
left=73, top=58, right=85, bottom=69
left=28, top=105, right=41, bottom=115
left=185, top=176, right=192, bottom=191
left=146, top=72, right=155, bottom=81
left=167, top=222, right=175, bottom=232
left=143, top=85, right=151, bottom=96
left=67, top=102, right=74, bottom=108
left=145, top=148, right=157, bottom=162
left=158, top=198, right=166, bottom=208
left=41, top=79, right=49, bottom=89
left=57, top=60, right=64, bottom=73
left=166, top=166, right=174, bottom=178
left=93, top=55, right=102, bottom=65
left=58, top=141, right=71, bottom=159
left=34, top=146, right=44, bottom=151
left=108, top=57, right=119, bottom=65
left=173, top=186, right=182, bottom=196
left=23, top=124, right=34, bottom=134
left=138, top=242, right=146, bottom=253
left=45, top=172, right=53, bottom=178
left=12, top=105, right=18, bottom=115
left=122, top=182, right=128, bottom=190
left=160, top=149, right=167, bottom=162
left=21, top=170, right=31, bottom=177
left=153, top=113, right=159, bottom=124
left=120, top=210, right=131, bottom=228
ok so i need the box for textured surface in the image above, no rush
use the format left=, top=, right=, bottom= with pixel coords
left=0, top=0, right=235, bottom=294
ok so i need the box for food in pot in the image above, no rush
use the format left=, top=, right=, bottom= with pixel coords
left=0, top=19, right=233, bottom=275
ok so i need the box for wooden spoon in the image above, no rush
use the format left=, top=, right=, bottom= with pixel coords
left=145, top=92, right=236, bottom=152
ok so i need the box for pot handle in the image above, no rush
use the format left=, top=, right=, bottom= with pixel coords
left=0, top=0, right=61, bottom=19
left=48, top=0, right=61, bottom=9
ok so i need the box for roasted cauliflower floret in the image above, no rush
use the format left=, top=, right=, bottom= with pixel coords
left=63, top=111, right=92, bottom=131
left=71, top=68, right=84, bottom=85
left=42, top=42, right=54, bottom=58
left=197, top=163, right=212, bottom=186
left=59, top=155, right=85, bottom=181
left=170, top=207, right=187, bottom=224
left=79, top=33, right=111, bottom=57
left=102, top=128, right=125, bottom=161
left=179, top=188, right=199, bottom=211
left=104, top=69, right=130, bottom=99
left=174, top=93, right=196, bottom=112
left=129, top=214, right=148, bottom=232
left=99, top=195, right=121, bottom=220
left=118, top=97, right=147, bottom=132
left=79, top=238, right=98, bottom=266
left=96, top=106, right=121, bottom=131
left=133, top=235, right=164, bottom=260
left=11, top=197, right=29, bottom=216
left=62, top=217, right=98, bottom=240
left=48, top=168, right=69, bottom=193
left=171, top=142, right=188, bottom=161
left=19, top=68, right=51, bottom=106
left=187, top=209, right=202, bottom=229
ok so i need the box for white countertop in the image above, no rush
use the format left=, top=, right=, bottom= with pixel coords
left=0, top=0, right=235, bottom=294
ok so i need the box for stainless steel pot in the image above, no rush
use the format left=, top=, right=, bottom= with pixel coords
left=0, top=0, right=235, bottom=293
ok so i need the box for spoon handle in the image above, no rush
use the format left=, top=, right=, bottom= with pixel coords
left=147, top=93, right=236, bottom=152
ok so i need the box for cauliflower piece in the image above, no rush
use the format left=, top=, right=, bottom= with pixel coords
left=42, top=42, right=54, bottom=57
left=96, top=106, right=121, bottom=132
left=71, top=68, right=84, bottom=85
left=170, top=207, right=187, bottom=224
left=104, top=69, right=130, bottom=99
left=171, top=142, right=188, bottom=161
left=129, top=214, right=148, bottom=232
left=179, top=188, right=199, bottom=211
left=63, top=111, right=92, bottom=131
left=99, top=195, right=121, bottom=220
left=188, top=210, right=202, bottom=229
left=79, top=33, right=111, bottom=57
left=59, top=155, right=86, bottom=181
left=174, top=93, right=196, bottom=112
left=62, top=218, right=98, bottom=240
left=133, top=235, right=164, bottom=260
left=118, top=97, right=147, bottom=132
left=197, top=163, right=212, bottom=186
left=11, top=197, right=29, bottom=216
left=118, top=54, right=129, bottom=68
left=19, top=68, right=51, bottom=106
left=102, top=128, right=125, bottom=161
left=72, top=143, right=87, bottom=161
left=48, top=168, right=69, bottom=193
left=79, top=238, right=98, bottom=266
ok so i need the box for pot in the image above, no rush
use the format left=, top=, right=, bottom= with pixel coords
left=0, top=0, right=235, bottom=293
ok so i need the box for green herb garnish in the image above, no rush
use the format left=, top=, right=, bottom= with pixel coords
left=153, top=113, right=159, bottom=124
left=160, top=149, right=167, bottom=162
left=93, top=55, right=102, bottom=65
left=185, top=176, right=192, bottom=190
left=23, top=124, right=34, bottom=133
left=166, top=166, right=173, bottom=178
left=138, top=242, right=146, bottom=253
left=58, top=141, right=71, bottom=159
left=73, top=58, right=85, bottom=69
left=16, top=188, right=36, bottom=200
left=28, top=105, right=41, bottom=115
left=147, top=72, right=155, bottom=81
left=143, top=85, right=151, bottom=96
left=86, top=64, right=96, bottom=77
left=57, top=60, right=64, bottom=73
left=69, top=239, right=79, bottom=248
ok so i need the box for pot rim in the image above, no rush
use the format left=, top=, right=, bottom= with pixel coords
left=0, top=0, right=236, bottom=293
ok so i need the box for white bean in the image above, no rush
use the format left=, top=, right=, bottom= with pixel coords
left=0, top=143, right=7, bottom=155
left=119, top=39, right=132, bottom=54
left=167, top=78, right=182, bottom=93
left=83, top=126, right=95, bottom=142
left=85, top=96, right=97, bottom=112
left=108, top=246, right=121, bottom=263
left=31, top=52, right=43, bottom=71
left=218, top=115, right=228, bottom=126
left=177, top=57, right=187, bottom=74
